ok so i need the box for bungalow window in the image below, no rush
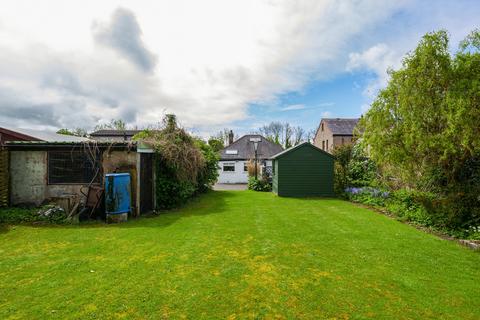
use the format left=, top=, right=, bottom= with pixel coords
left=48, top=151, right=99, bottom=184
left=223, top=163, right=235, bottom=172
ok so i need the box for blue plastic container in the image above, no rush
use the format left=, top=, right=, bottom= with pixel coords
left=105, top=173, right=131, bottom=215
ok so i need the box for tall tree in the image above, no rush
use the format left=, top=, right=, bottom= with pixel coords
left=292, top=126, right=305, bottom=146
left=258, top=122, right=310, bottom=148
left=305, top=128, right=316, bottom=143
left=360, top=29, right=480, bottom=188
left=259, top=122, right=283, bottom=145
left=284, top=122, right=292, bottom=148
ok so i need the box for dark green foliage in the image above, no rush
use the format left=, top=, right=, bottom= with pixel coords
left=155, top=157, right=197, bottom=209
left=136, top=115, right=218, bottom=210
left=385, top=190, right=434, bottom=226
left=332, top=144, right=352, bottom=195
left=0, top=205, right=68, bottom=224
left=248, top=177, right=272, bottom=192
left=195, top=139, right=220, bottom=192
left=333, top=144, right=377, bottom=195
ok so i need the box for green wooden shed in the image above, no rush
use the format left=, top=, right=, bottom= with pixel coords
left=271, top=142, right=335, bottom=197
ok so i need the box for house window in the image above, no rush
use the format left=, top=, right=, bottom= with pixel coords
left=342, top=137, right=345, bottom=144
left=326, top=140, right=329, bottom=151
left=321, top=123, right=324, bottom=131
left=244, top=162, right=248, bottom=172
left=48, top=151, right=99, bottom=184
left=322, top=140, right=325, bottom=150
left=226, top=150, right=238, bottom=155
left=223, top=163, right=235, bottom=172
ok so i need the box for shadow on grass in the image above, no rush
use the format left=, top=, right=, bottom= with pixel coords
left=0, top=223, right=10, bottom=234
left=0, top=190, right=238, bottom=234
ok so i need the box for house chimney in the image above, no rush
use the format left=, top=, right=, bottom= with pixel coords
left=228, top=130, right=234, bottom=145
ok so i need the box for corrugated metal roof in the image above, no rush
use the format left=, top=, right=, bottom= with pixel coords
left=5, top=140, right=136, bottom=151
left=220, top=135, right=283, bottom=160
left=3, top=127, right=90, bottom=142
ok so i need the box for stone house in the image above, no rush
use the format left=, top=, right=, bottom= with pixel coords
left=313, top=118, right=359, bottom=153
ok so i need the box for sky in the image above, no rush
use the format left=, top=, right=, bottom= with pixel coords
left=0, top=0, right=479, bottom=137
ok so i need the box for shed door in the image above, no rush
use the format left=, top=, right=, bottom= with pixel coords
left=140, top=153, right=154, bottom=213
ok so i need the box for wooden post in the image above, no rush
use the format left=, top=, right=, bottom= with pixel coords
left=0, top=149, right=9, bottom=207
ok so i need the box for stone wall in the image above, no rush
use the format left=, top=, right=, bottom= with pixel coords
left=313, top=121, right=333, bottom=152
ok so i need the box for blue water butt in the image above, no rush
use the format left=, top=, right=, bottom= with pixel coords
left=105, top=173, right=131, bottom=215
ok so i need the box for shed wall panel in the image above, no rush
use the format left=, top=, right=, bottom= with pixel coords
left=275, top=144, right=334, bottom=197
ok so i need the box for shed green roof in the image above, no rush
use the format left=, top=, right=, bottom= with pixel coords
left=270, top=142, right=334, bottom=160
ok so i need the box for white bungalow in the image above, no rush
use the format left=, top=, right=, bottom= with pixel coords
left=217, top=132, right=283, bottom=184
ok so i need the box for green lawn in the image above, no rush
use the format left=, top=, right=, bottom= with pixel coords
left=1, top=191, right=479, bottom=319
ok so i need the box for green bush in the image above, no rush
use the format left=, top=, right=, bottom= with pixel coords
left=333, top=144, right=377, bottom=195
left=248, top=177, right=272, bottom=192
left=385, top=190, right=434, bottom=226
left=155, top=157, right=197, bottom=210
left=0, top=205, right=68, bottom=224
left=195, top=139, right=219, bottom=193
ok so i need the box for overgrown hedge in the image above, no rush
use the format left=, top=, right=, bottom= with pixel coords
left=136, top=115, right=219, bottom=210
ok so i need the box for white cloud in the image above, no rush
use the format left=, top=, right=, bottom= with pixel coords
left=281, top=104, right=306, bottom=111
left=347, top=43, right=403, bottom=98
left=0, top=0, right=409, bottom=132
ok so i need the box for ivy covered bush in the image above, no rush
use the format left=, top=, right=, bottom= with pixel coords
left=135, top=114, right=218, bottom=209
